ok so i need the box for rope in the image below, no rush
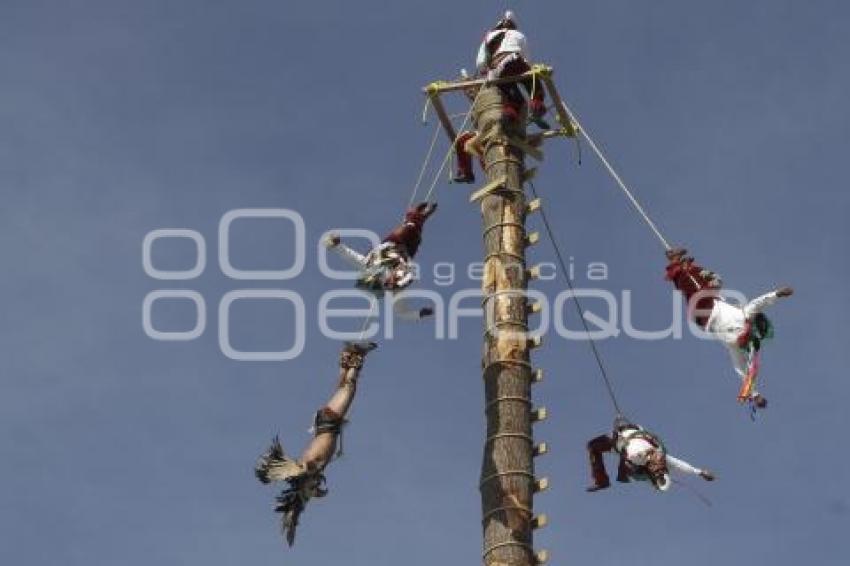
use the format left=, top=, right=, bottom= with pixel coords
left=485, top=432, right=535, bottom=445
left=356, top=314, right=372, bottom=340
left=479, top=470, right=536, bottom=487
left=408, top=120, right=442, bottom=206
left=558, top=99, right=672, bottom=251
left=481, top=505, right=533, bottom=523
left=671, top=477, right=713, bottom=507
left=531, top=70, right=538, bottom=104
left=529, top=181, right=625, bottom=417
left=482, top=540, right=535, bottom=560
left=421, top=96, right=432, bottom=124
left=354, top=291, right=381, bottom=341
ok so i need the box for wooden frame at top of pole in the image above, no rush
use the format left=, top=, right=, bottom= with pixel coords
left=422, top=64, right=579, bottom=144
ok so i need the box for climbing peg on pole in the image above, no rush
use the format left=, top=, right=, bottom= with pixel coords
left=526, top=265, right=543, bottom=280
left=526, top=301, right=543, bottom=315
left=469, top=175, right=509, bottom=203
left=531, top=514, right=549, bottom=530
left=533, top=477, right=550, bottom=493
left=531, top=406, right=548, bottom=422
left=525, top=232, right=541, bottom=247
left=526, top=198, right=542, bottom=214
left=535, top=549, right=550, bottom=565
left=532, top=368, right=544, bottom=383
left=533, top=442, right=549, bottom=457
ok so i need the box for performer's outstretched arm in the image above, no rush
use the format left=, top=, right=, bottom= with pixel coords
left=325, top=235, right=369, bottom=270
left=667, top=454, right=714, bottom=481
left=743, top=289, right=785, bottom=318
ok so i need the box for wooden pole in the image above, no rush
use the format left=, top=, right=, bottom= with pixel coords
left=475, top=86, right=546, bottom=566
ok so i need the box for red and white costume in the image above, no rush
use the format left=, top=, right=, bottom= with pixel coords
left=666, top=254, right=786, bottom=399
left=326, top=203, right=437, bottom=320
left=587, top=420, right=712, bottom=492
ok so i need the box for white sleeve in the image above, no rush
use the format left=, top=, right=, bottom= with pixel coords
left=476, top=38, right=489, bottom=72
left=519, top=32, right=531, bottom=61
left=743, top=291, right=780, bottom=319
left=666, top=455, right=703, bottom=477
left=330, top=242, right=369, bottom=270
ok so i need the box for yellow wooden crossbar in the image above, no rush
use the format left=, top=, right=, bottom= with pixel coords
left=423, top=64, right=579, bottom=147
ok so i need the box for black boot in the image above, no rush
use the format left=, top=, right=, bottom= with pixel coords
left=453, top=171, right=475, bottom=184
left=616, top=455, right=631, bottom=483
left=586, top=475, right=611, bottom=492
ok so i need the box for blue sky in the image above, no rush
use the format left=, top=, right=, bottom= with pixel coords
left=1, top=1, right=847, bottom=564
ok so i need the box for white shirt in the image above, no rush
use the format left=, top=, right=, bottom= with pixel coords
left=706, top=291, right=780, bottom=378
left=617, top=428, right=703, bottom=490
left=621, top=434, right=654, bottom=466
left=706, top=291, right=780, bottom=345
left=476, top=29, right=531, bottom=71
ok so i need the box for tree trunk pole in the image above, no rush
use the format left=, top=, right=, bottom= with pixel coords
left=475, top=86, right=545, bottom=566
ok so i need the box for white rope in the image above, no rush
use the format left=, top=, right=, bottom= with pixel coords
left=530, top=181, right=625, bottom=417
left=560, top=99, right=672, bottom=251
left=421, top=96, right=432, bottom=124
left=671, top=477, right=713, bottom=507
left=408, top=121, right=442, bottom=206
left=357, top=313, right=372, bottom=341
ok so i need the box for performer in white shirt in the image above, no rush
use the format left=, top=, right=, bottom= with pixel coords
left=665, top=247, right=793, bottom=408
left=475, top=11, right=549, bottom=129
left=325, top=202, right=437, bottom=321
left=586, top=418, right=714, bottom=492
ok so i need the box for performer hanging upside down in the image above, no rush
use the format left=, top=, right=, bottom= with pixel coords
left=665, top=247, right=793, bottom=408
left=255, top=341, right=377, bottom=546
left=586, top=417, right=714, bottom=493
left=475, top=10, right=550, bottom=130
left=325, top=202, right=437, bottom=320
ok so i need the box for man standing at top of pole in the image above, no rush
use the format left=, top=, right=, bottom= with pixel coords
left=476, top=10, right=548, bottom=128
left=456, top=10, right=549, bottom=183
